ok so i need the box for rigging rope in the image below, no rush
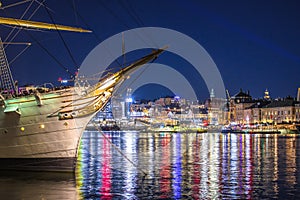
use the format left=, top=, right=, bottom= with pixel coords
left=8, top=44, right=31, bottom=65
left=117, top=0, right=159, bottom=48
left=42, top=1, right=78, bottom=78
left=66, top=0, right=160, bottom=74
left=126, top=1, right=145, bottom=27
left=65, top=0, right=123, bottom=68
left=93, top=122, right=148, bottom=176
left=0, top=0, right=31, bottom=10
left=119, top=0, right=144, bottom=27
left=4, top=0, right=35, bottom=46
left=97, top=0, right=159, bottom=51
left=3, top=0, right=46, bottom=64
left=24, top=30, right=74, bottom=77
left=114, top=58, right=157, bottom=97
left=71, top=0, right=78, bottom=26
left=1, top=1, right=46, bottom=72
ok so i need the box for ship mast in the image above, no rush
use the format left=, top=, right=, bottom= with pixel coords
left=0, top=17, right=91, bottom=33
left=0, top=37, right=16, bottom=93
left=0, top=10, right=92, bottom=94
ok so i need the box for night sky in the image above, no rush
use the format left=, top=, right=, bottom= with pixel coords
left=1, top=0, right=299, bottom=101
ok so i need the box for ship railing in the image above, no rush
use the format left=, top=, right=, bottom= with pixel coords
left=0, top=93, right=6, bottom=107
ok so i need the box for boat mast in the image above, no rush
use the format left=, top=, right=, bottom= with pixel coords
left=0, top=37, right=16, bottom=94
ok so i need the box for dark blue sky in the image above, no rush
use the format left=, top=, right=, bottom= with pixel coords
left=1, top=0, right=299, bottom=100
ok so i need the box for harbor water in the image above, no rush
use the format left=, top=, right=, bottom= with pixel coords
left=1, top=131, right=300, bottom=199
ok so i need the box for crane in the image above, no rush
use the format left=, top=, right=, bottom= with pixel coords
left=226, top=89, right=232, bottom=123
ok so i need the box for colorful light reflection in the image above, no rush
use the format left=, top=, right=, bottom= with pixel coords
left=75, top=131, right=299, bottom=199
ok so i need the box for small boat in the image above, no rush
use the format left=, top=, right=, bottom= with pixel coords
left=100, top=119, right=120, bottom=131
left=221, top=123, right=243, bottom=133
left=244, top=129, right=281, bottom=134
left=147, top=125, right=207, bottom=133
left=221, top=123, right=281, bottom=134
left=221, top=129, right=281, bottom=134
left=221, top=129, right=244, bottom=134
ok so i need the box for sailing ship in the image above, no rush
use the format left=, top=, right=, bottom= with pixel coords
left=0, top=16, right=165, bottom=171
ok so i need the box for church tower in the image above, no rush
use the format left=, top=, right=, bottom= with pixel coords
left=264, top=89, right=270, bottom=100
left=210, top=88, right=215, bottom=99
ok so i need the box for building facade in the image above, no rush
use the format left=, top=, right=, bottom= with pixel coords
left=228, top=89, right=300, bottom=124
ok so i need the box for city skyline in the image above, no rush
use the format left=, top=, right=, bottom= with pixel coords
left=1, top=0, right=299, bottom=100
left=131, top=86, right=300, bottom=102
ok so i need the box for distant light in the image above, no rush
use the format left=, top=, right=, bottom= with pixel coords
left=58, top=77, right=68, bottom=83
left=126, top=97, right=133, bottom=103
left=246, top=115, right=249, bottom=122
left=20, top=127, right=25, bottom=132
left=40, top=124, right=45, bottom=129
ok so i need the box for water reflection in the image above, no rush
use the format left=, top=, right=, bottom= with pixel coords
left=76, top=131, right=300, bottom=199
left=0, top=171, right=76, bottom=199
left=1, top=131, right=298, bottom=199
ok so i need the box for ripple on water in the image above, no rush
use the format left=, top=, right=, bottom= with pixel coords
left=71, top=132, right=300, bottom=199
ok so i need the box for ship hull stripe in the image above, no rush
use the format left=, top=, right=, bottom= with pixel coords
left=0, top=157, right=76, bottom=172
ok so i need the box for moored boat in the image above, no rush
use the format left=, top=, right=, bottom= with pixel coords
left=221, top=123, right=281, bottom=134
left=147, top=125, right=207, bottom=133
left=221, top=129, right=281, bottom=134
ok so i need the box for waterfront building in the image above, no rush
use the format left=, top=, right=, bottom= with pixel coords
left=155, top=97, right=173, bottom=107
left=205, top=89, right=227, bottom=125
left=105, top=88, right=300, bottom=126
left=296, top=103, right=300, bottom=122
left=191, top=103, right=208, bottom=120
left=243, top=100, right=270, bottom=124
left=206, top=98, right=227, bottom=125
left=240, top=90, right=300, bottom=124
left=260, top=97, right=299, bottom=123
left=229, top=89, right=255, bottom=124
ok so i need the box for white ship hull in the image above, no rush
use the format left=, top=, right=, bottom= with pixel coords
left=0, top=88, right=96, bottom=171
